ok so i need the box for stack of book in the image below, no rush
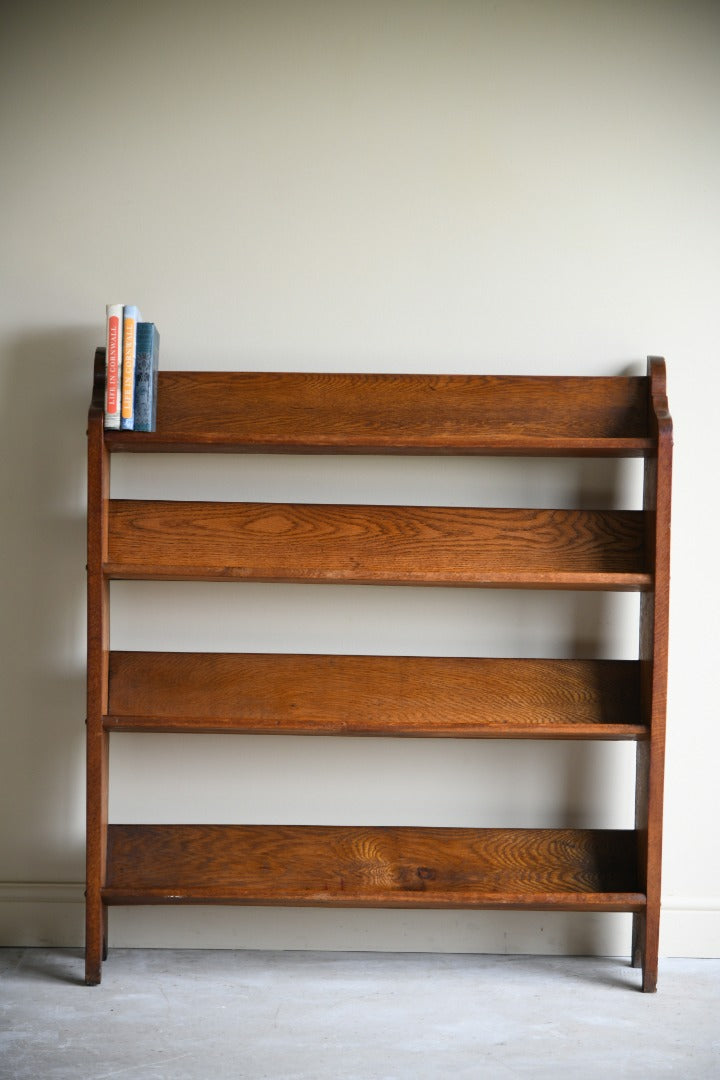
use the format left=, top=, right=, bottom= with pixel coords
left=104, top=304, right=160, bottom=431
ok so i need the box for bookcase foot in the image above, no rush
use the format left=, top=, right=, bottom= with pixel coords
left=85, top=900, right=106, bottom=985
left=84, top=954, right=102, bottom=986
left=102, top=905, right=108, bottom=962
left=631, top=911, right=659, bottom=992
left=631, top=911, right=644, bottom=968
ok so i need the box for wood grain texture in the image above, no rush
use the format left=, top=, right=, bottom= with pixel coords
left=104, top=825, right=643, bottom=910
left=106, top=653, right=645, bottom=739
left=634, top=356, right=673, bottom=992
left=85, top=348, right=110, bottom=985
left=102, top=369, right=653, bottom=456
left=87, top=354, right=672, bottom=989
left=106, top=501, right=650, bottom=589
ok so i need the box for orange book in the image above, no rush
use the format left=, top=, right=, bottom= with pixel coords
left=104, top=304, right=124, bottom=428
left=120, top=304, right=141, bottom=430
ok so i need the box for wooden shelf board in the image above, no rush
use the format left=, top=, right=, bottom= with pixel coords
left=102, top=371, right=653, bottom=456
left=105, top=502, right=650, bottom=590
left=106, top=434, right=654, bottom=458
left=105, top=653, right=646, bottom=739
left=103, top=824, right=644, bottom=911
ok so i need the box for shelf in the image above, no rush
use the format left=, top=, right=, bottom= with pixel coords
left=106, top=653, right=646, bottom=739
left=103, top=824, right=644, bottom=911
left=106, top=501, right=650, bottom=590
left=102, top=371, right=653, bottom=456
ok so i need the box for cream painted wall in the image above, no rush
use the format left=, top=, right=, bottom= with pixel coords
left=1, top=0, right=718, bottom=957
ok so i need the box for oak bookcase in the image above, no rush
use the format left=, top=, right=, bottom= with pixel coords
left=86, top=354, right=672, bottom=989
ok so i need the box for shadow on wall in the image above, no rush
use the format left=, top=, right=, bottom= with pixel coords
left=0, top=328, right=95, bottom=882
left=0, top=338, right=641, bottom=960
left=567, top=456, right=632, bottom=833
left=562, top=360, right=643, bottom=857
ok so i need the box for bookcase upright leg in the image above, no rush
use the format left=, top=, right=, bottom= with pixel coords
left=85, top=720, right=109, bottom=984
left=86, top=354, right=111, bottom=986
left=632, top=358, right=672, bottom=996
left=631, top=910, right=658, bottom=992
left=85, top=897, right=105, bottom=986
left=642, top=911, right=660, bottom=993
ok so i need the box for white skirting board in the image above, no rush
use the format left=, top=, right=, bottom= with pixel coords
left=0, top=883, right=718, bottom=957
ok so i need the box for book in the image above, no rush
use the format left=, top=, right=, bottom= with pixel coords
left=120, top=304, right=141, bottom=430
left=133, top=323, right=160, bottom=432
left=104, top=304, right=124, bottom=428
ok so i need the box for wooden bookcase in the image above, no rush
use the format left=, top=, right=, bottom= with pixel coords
left=86, top=354, right=672, bottom=990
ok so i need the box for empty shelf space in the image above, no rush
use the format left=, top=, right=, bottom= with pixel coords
left=103, top=824, right=644, bottom=911
left=102, top=371, right=653, bottom=455
left=105, top=653, right=646, bottom=739
left=105, top=501, right=650, bottom=589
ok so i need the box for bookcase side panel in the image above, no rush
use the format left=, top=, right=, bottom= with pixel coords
left=634, top=358, right=673, bottom=992
left=85, top=352, right=110, bottom=985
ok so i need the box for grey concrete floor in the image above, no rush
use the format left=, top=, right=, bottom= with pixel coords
left=1, top=949, right=718, bottom=1080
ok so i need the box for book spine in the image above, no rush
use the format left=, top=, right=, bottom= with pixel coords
left=133, top=323, right=160, bottom=432
left=104, top=304, right=124, bottom=429
left=120, top=305, right=141, bottom=430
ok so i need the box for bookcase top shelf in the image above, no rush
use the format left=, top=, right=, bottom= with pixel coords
left=92, top=350, right=669, bottom=456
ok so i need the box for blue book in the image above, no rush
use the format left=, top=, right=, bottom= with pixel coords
left=132, top=323, right=160, bottom=432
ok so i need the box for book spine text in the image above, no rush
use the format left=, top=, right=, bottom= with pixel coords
left=120, top=304, right=141, bottom=430
left=104, top=304, right=124, bottom=429
left=133, top=323, right=160, bottom=432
